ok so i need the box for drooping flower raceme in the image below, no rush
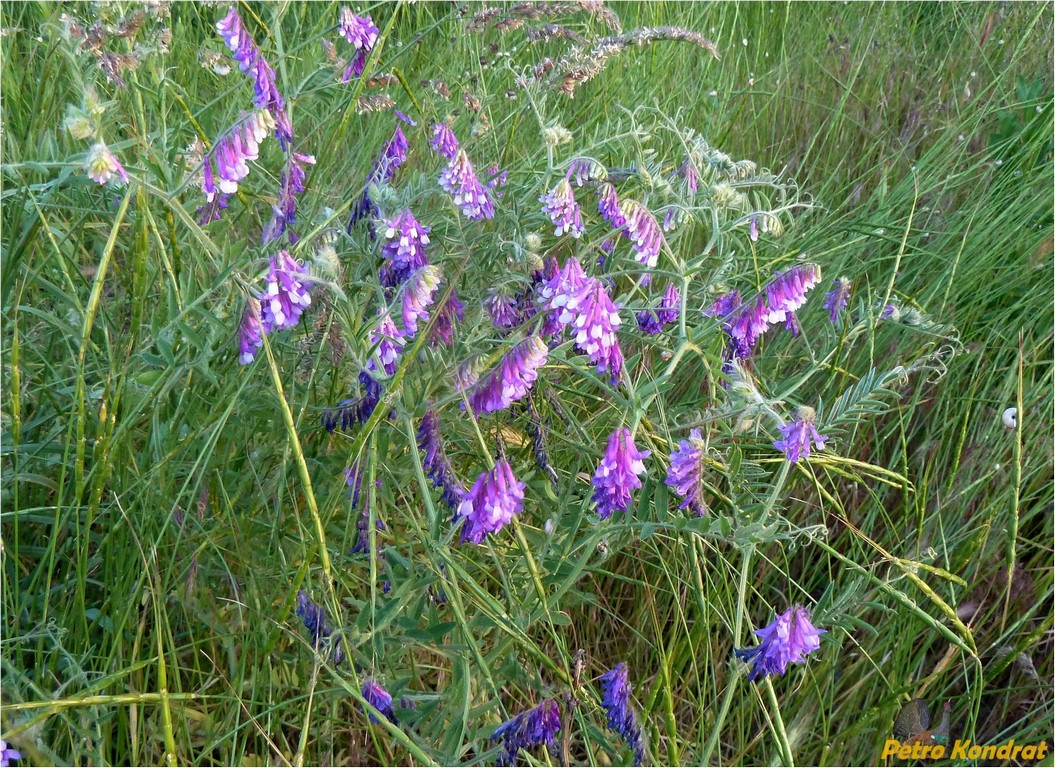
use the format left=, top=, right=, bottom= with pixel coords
left=536, top=256, right=590, bottom=336
left=599, top=663, right=646, bottom=766
left=565, top=278, right=625, bottom=382
left=539, top=179, right=584, bottom=237
left=380, top=209, right=431, bottom=287
left=338, top=7, right=379, bottom=81
left=636, top=283, right=680, bottom=334
left=202, top=110, right=274, bottom=203
left=260, top=250, right=312, bottom=333
left=666, top=428, right=706, bottom=516
left=369, top=309, right=405, bottom=376
left=704, top=290, right=742, bottom=318
left=735, top=605, right=826, bottom=681
left=262, top=151, right=316, bottom=244
left=439, top=149, right=495, bottom=221
left=565, top=156, right=607, bottom=187
left=295, top=590, right=345, bottom=665
left=763, top=263, right=822, bottom=325
left=362, top=678, right=397, bottom=724
left=597, top=182, right=626, bottom=229
left=430, top=293, right=464, bottom=347
left=620, top=199, right=663, bottom=269
left=485, top=286, right=522, bottom=329
left=823, top=277, right=851, bottom=325
left=237, top=296, right=265, bottom=365
left=417, top=410, right=464, bottom=510
left=457, top=459, right=525, bottom=544
left=491, top=699, right=561, bottom=767
left=321, top=370, right=382, bottom=433
left=773, top=405, right=828, bottom=463
left=430, top=122, right=459, bottom=159
left=85, top=142, right=129, bottom=186
left=216, top=7, right=291, bottom=147
left=592, top=428, right=650, bottom=519
left=467, top=336, right=549, bottom=415
left=400, top=265, right=443, bottom=335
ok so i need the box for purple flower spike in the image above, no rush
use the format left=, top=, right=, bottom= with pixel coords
left=467, top=336, right=549, bottom=415
left=338, top=8, right=379, bottom=81
left=537, top=257, right=589, bottom=334
left=566, top=279, right=624, bottom=381
left=1, top=740, right=22, bottom=768
left=724, top=294, right=768, bottom=359
left=260, top=250, right=312, bottom=333
left=263, top=151, right=316, bottom=244
left=491, top=700, right=561, bottom=766
left=346, top=463, right=385, bottom=555
left=203, top=110, right=274, bottom=203
left=457, top=459, right=526, bottom=544
left=735, top=605, right=825, bottom=681
left=823, top=277, right=851, bottom=324
left=599, top=664, right=646, bottom=766
left=637, top=283, right=680, bottom=334
left=430, top=122, right=459, bottom=159
left=485, top=287, right=522, bottom=329
left=380, top=209, right=431, bottom=287
left=439, top=149, right=494, bottom=221
left=773, top=406, right=828, bottom=463
left=401, top=265, right=443, bottom=335
left=592, top=428, right=650, bottom=519
left=597, top=182, right=626, bottom=229
left=763, top=263, right=822, bottom=325
left=430, top=293, right=464, bottom=347
left=85, top=142, right=129, bottom=186
left=566, top=156, right=606, bottom=187
left=295, top=590, right=345, bottom=665
left=679, top=156, right=700, bottom=194
left=237, top=296, right=265, bottom=365
left=620, top=200, right=663, bottom=269
left=362, top=678, right=397, bottom=724
left=376, top=124, right=409, bottom=180
left=369, top=308, right=405, bottom=376
left=666, top=429, right=706, bottom=516
left=540, top=179, right=585, bottom=238
left=216, top=8, right=290, bottom=147
left=417, top=410, right=464, bottom=510
left=704, top=290, right=742, bottom=318
left=487, top=165, right=508, bottom=198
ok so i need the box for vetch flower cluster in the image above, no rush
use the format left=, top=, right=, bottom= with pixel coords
left=362, top=678, right=397, bottom=724
left=720, top=263, right=821, bottom=360
left=491, top=699, right=561, bottom=766
left=321, top=371, right=382, bottom=432
left=467, top=336, right=549, bottom=415
left=237, top=297, right=265, bottom=364
left=417, top=410, right=464, bottom=510
left=735, top=605, right=825, bottom=681
left=666, top=428, right=706, bottom=516
left=457, top=459, right=525, bottom=544
left=620, top=199, right=663, bottom=269
left=773, top=405, right=828, bottom=463
left=430, top=121, right=459, bottom=159
left=295, top=590, right=345, bottom=665
left=201, top=110, right=274, bottom=204
left=260, top=250, right=312, bottom=333
left=823, top=277, right=851, bottom=325
left=262, top=151, right=316, bottom=244
left=1, top=739, right=21, bottom=767
left=369, top=308, right=405, bottom=376
left=599, top=663, right=646, bottom=766
left=400, top=265, right=443, bottom=335
left=540, top=178, right=584, bottom=237
left=338, top=7, right=379, bottom=81
left=636, top=283, right=680, bottom=334
left=592, top=428, right=650, bottom=519
left=566, top=278, right=625, bottom=382
left=216, top=7, right=291, bottom=147
left=439, top=148, right=495, bottom=221
left=380, top=209, right=431, bottom=287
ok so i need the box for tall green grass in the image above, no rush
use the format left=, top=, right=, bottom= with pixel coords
left=2, top=2, right=1052, bottom=766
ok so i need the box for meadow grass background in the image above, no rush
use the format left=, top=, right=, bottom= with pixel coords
left=1, top=1, right=1053, bottom=765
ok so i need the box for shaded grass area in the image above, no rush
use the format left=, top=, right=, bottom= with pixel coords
left=1, top=2, right=1052, bottom=766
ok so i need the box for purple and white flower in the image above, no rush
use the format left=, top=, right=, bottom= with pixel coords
left=260, top=250, right=312, bottom=333
left=540, top=179, right=584, bottom=237
left=467, top=336, right=549, bottom=415
left=439, top=149, right=494, bottom=221
left=592, top=428, right=650, bottom=519
left=457, top=459, right=526, bottom=544
left=666, top=429, right=706, bottom=516
left=735, top=605, right=825, bottom=681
